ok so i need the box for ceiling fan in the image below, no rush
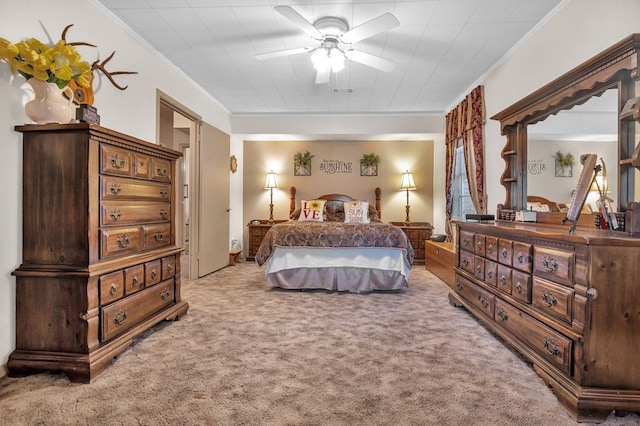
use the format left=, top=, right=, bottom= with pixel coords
left=256, top=6, right=399, bottom=84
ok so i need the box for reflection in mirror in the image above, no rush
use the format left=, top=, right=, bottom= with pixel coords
left=527, top=89, right=619, bottom=213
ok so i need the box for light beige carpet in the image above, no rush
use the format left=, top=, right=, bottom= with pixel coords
left=0, top=263, right=638, bottom=425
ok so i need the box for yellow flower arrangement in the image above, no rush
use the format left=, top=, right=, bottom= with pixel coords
left=0, top=26, right=92, bottom=89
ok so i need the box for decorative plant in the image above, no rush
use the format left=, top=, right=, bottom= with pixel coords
left=360, top=153, right=380, bottom=166
left=554, top=150, right=575, bottom=168
left=294, top=150, right=314, bottom=167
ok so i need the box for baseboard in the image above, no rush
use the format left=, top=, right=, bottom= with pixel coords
left=0, top=363, right=7, bottom=378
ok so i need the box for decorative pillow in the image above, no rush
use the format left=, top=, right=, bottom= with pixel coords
left=298, top=199, right=326, bottom=222
left=344, top=201, right=370, bottom=224
left=325, top=203, right=345, bottom=222
left=368, top=204, right=381, bottom=222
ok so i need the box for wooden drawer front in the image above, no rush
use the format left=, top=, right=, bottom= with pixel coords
left=100, top=270, right=124, bottom=305
left=494, top=300, right=572, bottom=374
left=474, top=234, right=486, bottom=256
left=512, top=270, right=532, bottom=303
left=533, top=247, right=574, bottom=286
left=459, top=250, right=475, bottom=274
left=474, top=255, right=485, bottom=280
left=151, top=157, right=172, bottom=182
left=124, top=264, right=145, bottom=295
left=145, top=259, right=162, bottom=286
left=101, top=176, right=171, bottom=201
left=101, top=202, right=171, bottom=226
left=498, top=239, right=513, bottom=266
left=496, top=264, right=512, bottom=295
left=101, top=144, right=132, bottom=177
left=161, top=255, right=176, bottom=280
left=100, top=226, right=142, bottom=259
left=455, top=274, right=495, bottom=319
left=101, top=279, right=174, bottom=342
left=459, top=230, right=475, bottom=252
left=512, top=241, right=532, bottom=273
left=143, top=223, right=172, bottom=250
left=484, top=260, right=497, bottom=287
left=532, top=277, right=573, bottom=323
left=485, top=236, right=498, bottom=261
left=133, top=153, right=150, bottom=178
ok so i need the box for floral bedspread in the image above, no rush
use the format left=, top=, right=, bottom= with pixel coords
left=255, top=221, right=414, bottom=266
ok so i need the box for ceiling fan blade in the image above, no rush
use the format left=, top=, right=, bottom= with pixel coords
left=341, top=12, right=399, bottom=44
left=255, top=47, right=311, bottom=60
left=315, top=67, right=331, bottom=84
left=345, top=49, right=396, bottom=72
left=275, top=6, right=323, bottom=39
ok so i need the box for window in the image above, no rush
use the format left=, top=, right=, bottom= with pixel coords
left=451, top=142, right=476, bottom=220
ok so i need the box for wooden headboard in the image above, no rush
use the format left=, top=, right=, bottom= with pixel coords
left=289, top=186, right=382, bottom=219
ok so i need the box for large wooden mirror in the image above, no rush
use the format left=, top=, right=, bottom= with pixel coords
left=491, top=34, right=640, bottom=226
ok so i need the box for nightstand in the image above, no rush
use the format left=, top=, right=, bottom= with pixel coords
left=246, top=220, right=286, bottom=260
left=390, top=222, right=433, bottom=264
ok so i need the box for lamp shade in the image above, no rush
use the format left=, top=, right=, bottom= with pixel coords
left=264, top=170, right=279, bottom=189
left=399, top=171, right=417, bottom=190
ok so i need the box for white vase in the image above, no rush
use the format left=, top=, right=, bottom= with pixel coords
left=24, top=79, right=76, bottom=124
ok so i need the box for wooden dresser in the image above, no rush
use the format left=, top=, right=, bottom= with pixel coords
left=390, top=222, right=433, bottom=264
left=9, top=123, right=189, bottom=383
left=450, top=221, right=640, bottom=422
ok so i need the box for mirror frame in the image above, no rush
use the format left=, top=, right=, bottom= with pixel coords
left=491, top=34, right=640, bottom=222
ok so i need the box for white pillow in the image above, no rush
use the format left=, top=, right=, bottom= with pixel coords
left=344, top=201, right=370, bottom=224
left=298, top=199, right=326, bottom=222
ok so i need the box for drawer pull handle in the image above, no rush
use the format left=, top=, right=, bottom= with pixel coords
left=159, top=209, right=168, bottom=219
left=478, top=295, right=489, bottom=309
left=160, top=190, right=168, bottom=198
left=497, top=308, right=508, bottom=321
left=543, top=337, right=561, bottom=357
left=166, top=264, right=173, bottom=274
left=500, top=275, right=507, bottom=285
left=110, top=153, right=126, bottom=169
left=487, top=271, right=493, bottom=279
left=517, top=253, right=524, bottom=264
left=161, top=289, right=171, bottom=301
left=153, top=230, right=164, bottom=242
left=542, top=255, right=559, bottom=273
left=501, top=248, right=508, bottom=259
left=110, top=183, right=121, bottom=195
left=462, top=258, right=469, bottom=267
left=541, top=289, right=558, bottom=307
left=456, top=281, right=463, bottom=291
left=476, top=265, right=482, bottom=274
left=515, top=282, right=522, bottom=293
left=487, top=244, right=493, bottom=254
left=462, top=238, right=469, bottom=246
left=586, top=288, right=599, bottom=299
left=113, top=309, right=128, bottom=326
left=132, top=276, right=139, bottom=286
left=79, top=311, right=89, bottom=321
left=110, top=209, right=122, bottom=221
left=151, top=269, right=158, bottom=279
left=157, top=167, right=168, bottom=177
left=477, top=241, right=482, bottom=250
left=110, top=283, right=117, bottom=295
left=116, top=234, right=130, bottom=248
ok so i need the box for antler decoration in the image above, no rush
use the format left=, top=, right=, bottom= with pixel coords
left=91, top=51, right=138, bottom=91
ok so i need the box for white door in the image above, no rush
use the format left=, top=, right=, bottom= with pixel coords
left=197, top=121, right=230, bottom=276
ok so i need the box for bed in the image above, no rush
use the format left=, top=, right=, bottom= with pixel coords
left=254, top=187, right=414, bottom=293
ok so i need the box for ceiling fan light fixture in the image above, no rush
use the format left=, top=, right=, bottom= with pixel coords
left=329, top=47, right=345, bottom=72
left=311, top=48, right=329, bottom=71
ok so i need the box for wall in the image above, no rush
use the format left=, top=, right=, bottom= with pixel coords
left=243, top=140, right=434, bottom=248
left=0, top=0, right=232, bottom=370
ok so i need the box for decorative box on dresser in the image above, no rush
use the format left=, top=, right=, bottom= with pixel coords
left=390, top=222, right=433, bottom=264
left=449, top=221, right=640, bottom=422
left=9, top=123, right=189, bottom=383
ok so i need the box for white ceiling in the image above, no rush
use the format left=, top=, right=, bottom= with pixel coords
left=94, top=0, right=564, bottom=116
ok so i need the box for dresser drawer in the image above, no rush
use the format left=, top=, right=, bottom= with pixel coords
left=474, top=234, right=486, bottom=256
left=459, top=250, right=475, bottom=274
left=133, top=153, right=150, bottom=178
left=459, top=230, right=475, bottom=252
left=474, top=255, right=485, bottom=280
left=496, top=264, right=512, bottom=295
left=100, top=226, right=142, bottom=259
left=498, top=239, right=513, bottom=265
left=143, top=223, right=172, bottom=250
left=495, top=300, right=572, bottom=374
left=161, top=255, right=177, bottom=280
left=485, top=236, right=498, bottom=261
left=100, top=176, right=171, bottom=201
left=455, top=274, right=495, bottom=319
left=532, top=277, right=573, bottom=323
left=101, top=201, right=171, bottom=226
left=151, top=157, right=172, bottom=182
left=512, top=241, right=532, bottom=273
left=100, top=270, right=124, bottom=305
left=512, top=270, right=532, bottom=303
left=533, top=247, right=574, bottom=286
left=484, top=260, right=498, bottom=286
left=124, top=264, right=145, bottom=295
left=145, top=259, right=162, bottom=286
left=100, top=144, right=132, bottom=177
left=101, top=278, right=175, bottom=341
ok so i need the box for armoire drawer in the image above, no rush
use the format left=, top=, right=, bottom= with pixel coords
left=100, top=201, right=171, bottom=226
left=100, top=176, right=171, bottom=201
left=143, top=223, right=172, bottom=250
left=100, top=144, right=132, bottom=177
left=100, top=226, right=142, bottom=259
